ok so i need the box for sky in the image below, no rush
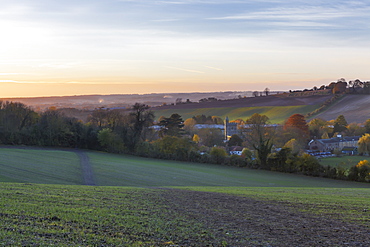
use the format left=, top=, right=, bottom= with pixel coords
left=1, top=0, right=370, bottom=98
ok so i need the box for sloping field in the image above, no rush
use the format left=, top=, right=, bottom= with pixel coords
left=1, top=147, right=369, bottom=188
left=154, top=105, right=318, bottom=123
left=320, top=156, right=370, bottom=169
left=89, top=152, right=370, bottom=188
left=313, top=94, right=370, bottom=123
left=153, top=94, right=330, bottom=123
left=0, top=148, right=82, bottom=184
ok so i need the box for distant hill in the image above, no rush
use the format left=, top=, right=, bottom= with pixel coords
left=0, top=91, right=259, bottom=110
left=312, top=94, right=370, bottom=123
left=4, top=91, right=369, bottom=124
left=152, top=94, right=333, bottom=123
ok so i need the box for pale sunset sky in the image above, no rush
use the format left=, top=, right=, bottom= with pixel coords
left=1, top=0, right=370, bottom=97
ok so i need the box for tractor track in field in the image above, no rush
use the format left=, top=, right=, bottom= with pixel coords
left=75, top=150, right=95, bottom=186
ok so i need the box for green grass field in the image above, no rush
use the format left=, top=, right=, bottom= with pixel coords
left=319, top=155, right=370, bottom=169
left=1, top=148, right=369, bottom=188
left=6, top=149, right=368, bottom=188
left=0, top=148, right=82, bottom=184
left=1, top=148, right=369, bottom=246
left=153, top=105, right=318, bottom=123
left=89, top=152, right=370, bottom=188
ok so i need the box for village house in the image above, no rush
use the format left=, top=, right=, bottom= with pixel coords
left=308, top=135, right=360, bottom=152
left=228, top=146, right=244, bottom=156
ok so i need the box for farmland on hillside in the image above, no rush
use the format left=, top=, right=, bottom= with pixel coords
left=152, top=94, right=334, bottom=123
left=1, top=147, right=370, bottom=188
left=153, top=105, right=318, bottom=123
left=314, top=94, right=370, bottom=123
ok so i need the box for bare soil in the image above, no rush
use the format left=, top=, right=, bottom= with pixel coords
left=158, top=189, right=370, bottom=247
left=314, top=94, right=370, bottom=123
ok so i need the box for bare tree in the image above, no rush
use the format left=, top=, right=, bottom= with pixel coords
left=244, top=113, right=275, bottom=169
left=348, top=79, right=363, bottom=93
left=264, top=87, right=270, bottom=96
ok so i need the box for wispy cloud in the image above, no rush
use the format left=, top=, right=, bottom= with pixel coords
left=164, top=66, right=204, bottom=74
left=118, top=0, right=249, bottom=4
left=0, top=79, right=69, bottom=84
left=0, top=80, right=18, bottom=83
left=0, top=73, right=23, bottom=76
left=151, top=19, right=181, bottom=22
left=209, top=3, right=370, bottom=28
left=35, top=62, right=83, bottom=69
left=204, top=66, right=223, bottom=71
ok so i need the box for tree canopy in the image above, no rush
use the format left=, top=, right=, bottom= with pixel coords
left=228, top=134, right=243, bottom=146
left=333, top=115, right=348, bottom=133
left=284, top=114, right=309, bottom=135
left=159, top=113, right=184, bottom=137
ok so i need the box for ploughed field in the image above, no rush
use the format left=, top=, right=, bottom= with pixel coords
left=1, top=184, right=369, bottom=246
left=314, top=94, right=370, bottom=123
left=0, top=147, right=369, bottom=246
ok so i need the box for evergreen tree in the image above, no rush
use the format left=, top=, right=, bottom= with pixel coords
left=333, top=115, right=348, bottom=133
left=159, top=113, right=184, bottom=137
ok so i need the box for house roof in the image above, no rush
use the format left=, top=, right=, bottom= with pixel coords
left=318, top=136, right=360, bottom=144
left=230, top=146, right=243, bottom=151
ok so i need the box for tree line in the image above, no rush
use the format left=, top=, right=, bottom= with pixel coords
left=1, top=100, right=369, bottom=183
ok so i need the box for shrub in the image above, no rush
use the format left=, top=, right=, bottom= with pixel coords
left=97, top=128, right=125, bottom=153
left=228, top=154, right=245, bottom=167
left=210, top=147, right=227, bottom=164
left=296, top=153, right=323, bottom=176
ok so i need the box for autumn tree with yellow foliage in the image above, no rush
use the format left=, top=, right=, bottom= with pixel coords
left=349, top=159, right=370, bottom=182
left=358, top=133, right=370, bottom=155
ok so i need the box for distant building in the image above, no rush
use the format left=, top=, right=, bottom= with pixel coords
left=341, top=147, right=358, bottom=155
left=194, top=124, right=224, bottom=130
left=229, top=146, right=243, bottom=155
left=224, top=117, right=239, bottom=140
left=308, top=136, right=360, bottom=152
